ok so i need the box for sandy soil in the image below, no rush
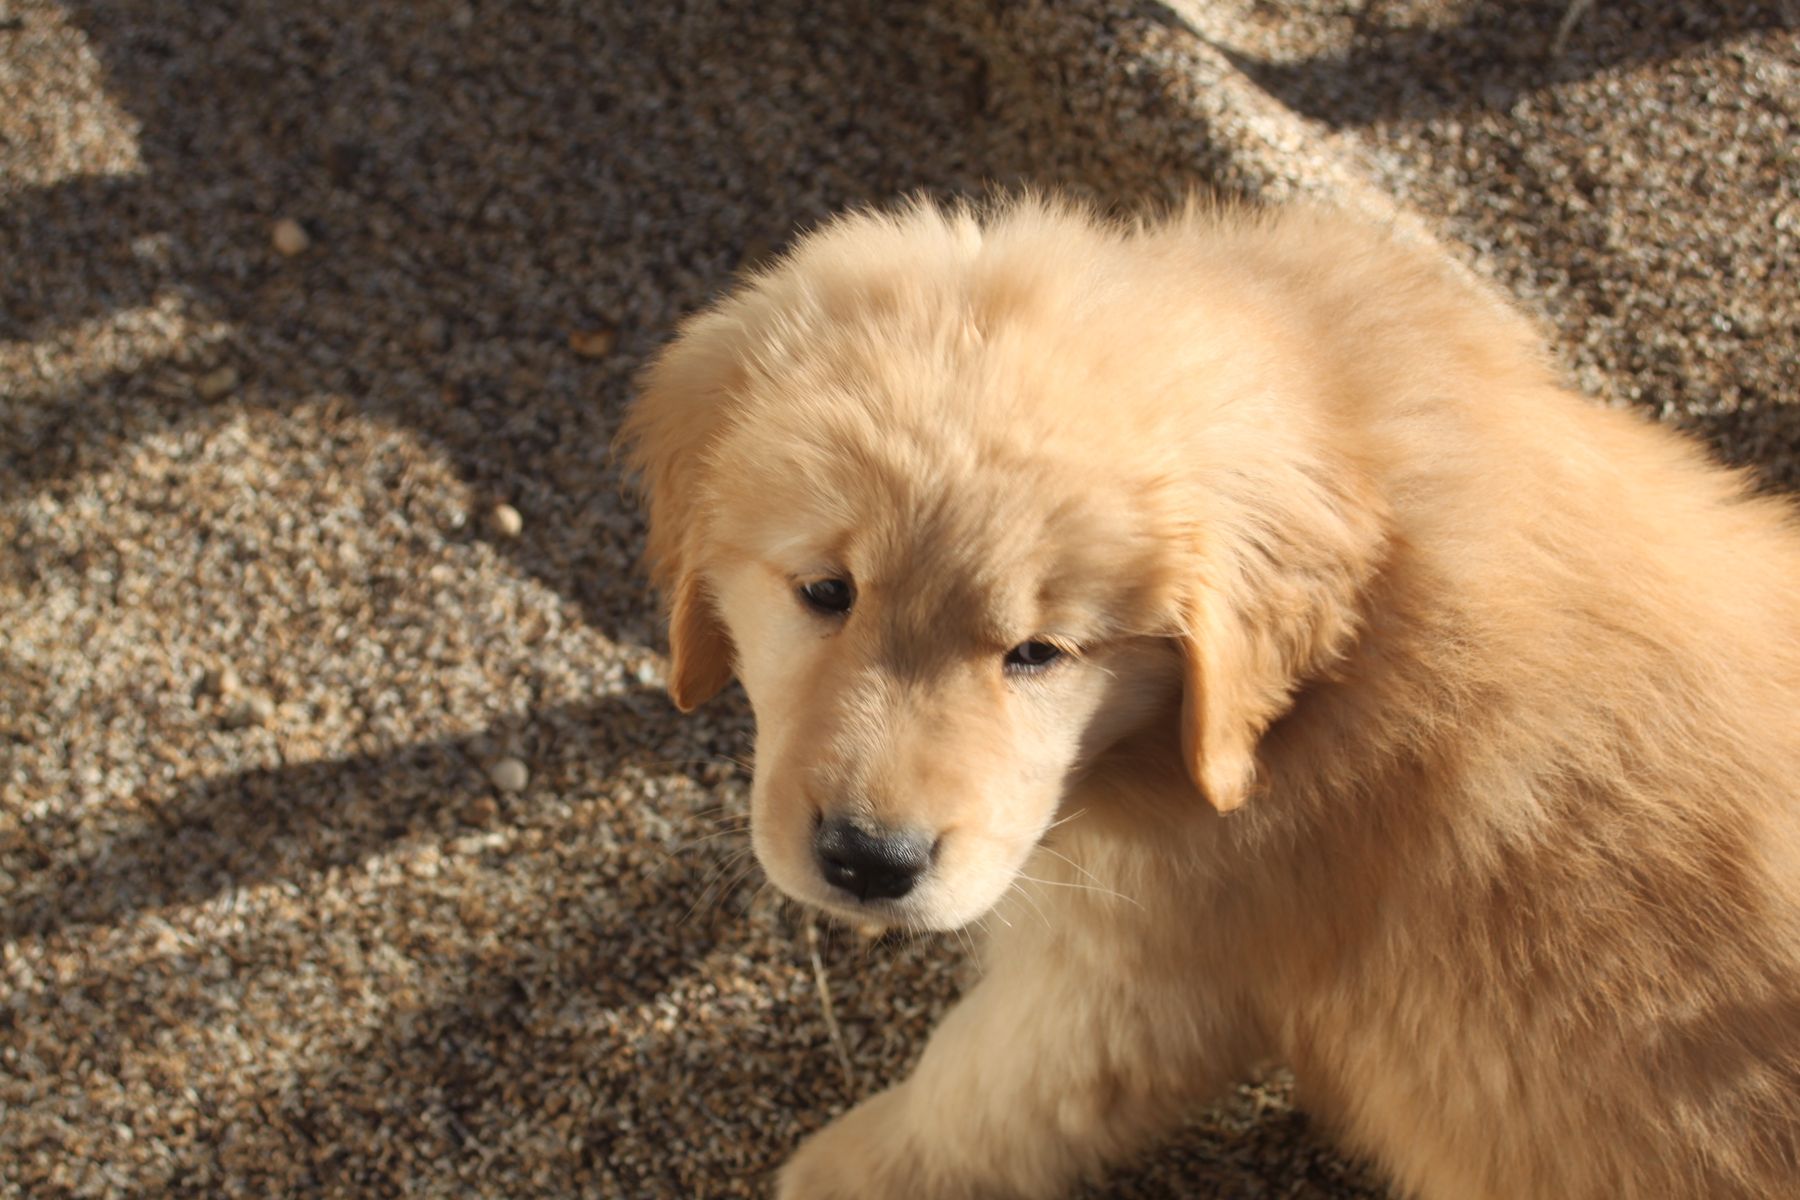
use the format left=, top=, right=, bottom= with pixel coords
left=3, top=1, right=1794, bottom=1196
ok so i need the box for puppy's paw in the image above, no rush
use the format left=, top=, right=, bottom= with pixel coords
left=773, top=1139, right=858, bottom=1200
left=776, top=1089, right=922, bottom=1200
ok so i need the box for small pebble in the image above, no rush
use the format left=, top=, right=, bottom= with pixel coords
left=458, top=893, right=493, bottom=929
left=414, top=315, right=448, bottom=351
left=460, top=794, right=500, bottom=826
left=487, top=757, right=529, bottom=793
left=194, top=366, right=239, bottom=400
left=271, top=218, right=311, bottom=257
left=200, top=665, right=241, bottom=697
left=488, top=503, right=524, bottom=539
left=221, top=691, right=276, bottom=730
left=567, top=327, right=617, bottom=358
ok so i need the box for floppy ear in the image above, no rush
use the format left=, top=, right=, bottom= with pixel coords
left=618, top=309, right=748, bottom=710
left=1179, top=590, right=1266, bottom=814
left=1176, top=480, right=1387, bottom=813
left=667, top=569, right=735, bottom=711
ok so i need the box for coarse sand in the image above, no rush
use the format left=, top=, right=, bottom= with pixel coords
left=3, top=1, right=1794, bottom=1196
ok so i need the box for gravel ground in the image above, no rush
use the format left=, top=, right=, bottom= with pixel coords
left=2, top=2, right=1794, bottom=1197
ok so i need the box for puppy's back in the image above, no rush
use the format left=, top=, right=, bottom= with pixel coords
left=1192, top=209, right=1800, bottom=1199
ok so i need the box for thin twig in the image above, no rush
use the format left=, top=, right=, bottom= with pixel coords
left=806, top=915, right=857, bottom=1097
left=1550, top=0, right=1593, bottom=58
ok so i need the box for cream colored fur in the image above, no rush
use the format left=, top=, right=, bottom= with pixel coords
left=622, top=198, right=1800, bottom=1200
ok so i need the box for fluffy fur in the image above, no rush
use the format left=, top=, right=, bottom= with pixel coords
left=622, top=197, right=1800, bottom=1200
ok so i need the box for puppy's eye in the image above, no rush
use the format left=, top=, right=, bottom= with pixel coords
left=798, top=577, right=855, bottom=616
left=1004, top=640, right=1064, bottom=673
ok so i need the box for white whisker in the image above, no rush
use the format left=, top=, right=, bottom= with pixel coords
left=1014, top=870, right=1143, bottom=910
left=1006, top=877, right=1055, bottom=931
left=680, top=846, right=757, bottom=925
left=712, top=856, right=764, bottom=919
left=665, top=824, right=752, bottom=857
left=1036, top=843, right=1127, bottom=898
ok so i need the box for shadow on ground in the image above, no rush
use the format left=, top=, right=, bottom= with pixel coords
left=3, top=687, right=688, bottom=942
left=1206, top=0, right=1792, bottom=128
left=6, top=1, right=1787, bottom=1195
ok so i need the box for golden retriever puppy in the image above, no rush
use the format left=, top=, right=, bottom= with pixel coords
left=622, top=198, right=1800, bottom=1200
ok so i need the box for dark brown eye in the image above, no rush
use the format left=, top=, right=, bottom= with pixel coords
left=799, top=577, right=855, bottom=615
left=1004, top=640, right=1063, bottom=673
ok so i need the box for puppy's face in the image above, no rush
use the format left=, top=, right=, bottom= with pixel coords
left=626, top=200, right=1390, bottom=931
left=706, top=430, right=1183, bottom=930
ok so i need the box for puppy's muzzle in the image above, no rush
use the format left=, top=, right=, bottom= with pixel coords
left=813, top=816, right=934, bottom=902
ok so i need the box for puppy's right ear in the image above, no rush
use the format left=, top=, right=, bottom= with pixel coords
left=618, top=310, right=745, bottom=710
left=1177, top=590, right=1266, bottom=815
left=666, top=569, right=734, bottom=712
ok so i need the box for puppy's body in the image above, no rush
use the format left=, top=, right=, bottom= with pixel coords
left=625, top=201, right=1800, bottom=1199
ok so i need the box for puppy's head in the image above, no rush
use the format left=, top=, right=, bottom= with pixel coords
left=624, top=199, right=1386, bottom=930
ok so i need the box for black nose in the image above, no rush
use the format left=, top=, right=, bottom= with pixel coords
left=813, top=817, right=933, bottom=902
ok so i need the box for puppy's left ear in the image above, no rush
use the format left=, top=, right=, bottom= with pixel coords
left=1179, top=592, right=1265, bottom=814
left=1176, top=480, right=1387, bottom=813
left=618, top=308, right=747, bottom=710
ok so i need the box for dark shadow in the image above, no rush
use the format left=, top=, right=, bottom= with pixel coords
left=2, top=685, right=717, bottom=942
left=157, top=891, right=938, bottom=1197
left=1202, top=0, right=1793, bottom=128
left=0, top=172, right=174, bottom=337
left=8, top=732, right=816, bottom=1196
left=1088, top=1098, right=1389, bottom=1200
left=1679, top=406, right=1800, bottom=496
left=211, top=952, right=806, bottom=1196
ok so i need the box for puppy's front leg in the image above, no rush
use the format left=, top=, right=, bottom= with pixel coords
left=778, top=939, right=1237, bottom=1200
